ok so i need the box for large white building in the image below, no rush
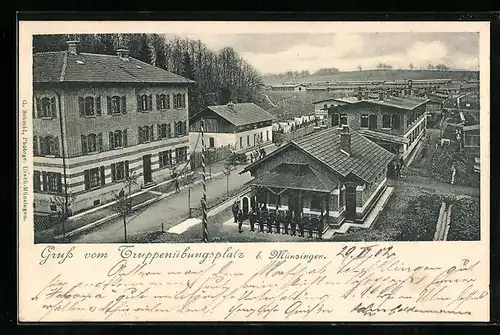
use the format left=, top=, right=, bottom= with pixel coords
left=189, top=102, right=275, bottom=153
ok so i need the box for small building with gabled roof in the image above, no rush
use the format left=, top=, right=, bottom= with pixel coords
left=189, top=102, right=276, bottom=153
left=241, top=125, right=394, bottom=228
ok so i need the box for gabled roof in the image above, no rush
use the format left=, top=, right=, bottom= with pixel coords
left=249, top=163, right=338, bottom=192
left=244, top=126, right=394, bottom=183
left=331, top=96, right=429, bottom=111
left=191, top=103, right=276, bottom=127
left=313, top=97, right=358, bottom=105
left=33, top=51, right=195, bottom=84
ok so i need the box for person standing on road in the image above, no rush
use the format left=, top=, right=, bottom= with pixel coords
left=232, top=201, right=239, bottom=223
left=237, top=209, right=244, bottom=233
left=249, top=209, right=256, bottom=232
left=258, top=212, right=265, bottom=233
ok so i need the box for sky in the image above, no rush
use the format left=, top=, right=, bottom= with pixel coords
left=173, top=32, right=479, bottom=74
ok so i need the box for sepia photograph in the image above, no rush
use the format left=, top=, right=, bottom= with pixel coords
left=18, top=20, right=490, bottom=323
left=31, top=31, right=481, bottom=244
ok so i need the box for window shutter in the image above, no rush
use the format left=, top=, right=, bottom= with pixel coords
left=149, top=125, right=154, bottom=141
left=33, top=136, right=38, bottom=155
left=50, top=97, right=57, bottom=119
left=166, top=95, right=170, bottom=109
left=148, top=94, right=153, bottom=111
left=157, top=124, right=161, bottom=140
left=170, top=123, right=175, bottom=138
left=107, top=96, right=112, bottom=115
left=111, top=163, right=116, bottom=182
left=137, top=95, right=141, bottom=112
left=183, top=121, right=187, bottom=135
left=36, top=97, right=42, bottom=118
left=100, top=166, right=105, bottom=186
left=57, top=173, right=62, bottom=193
left=123, top=129, right=128, bottom=147
left=84, top=170, right=90, bottom=190
left=125, top=161, right=129, bottom=178
left=96, top=96, right=102, bottom=115
left=156, top=94, right=160, bottom=110
left=78, top=97, right=84, bottom=117
left=109, top=132, right=114, bottom=150
left=54, top=137, right=60, bottom=156
left=42, top=172, right=48, bottom=192
left=81, top=135, right=87, bottom=155
left=121, top=96, right=127, bottom=114
left=39, top=136, right=45, bottom=156
left=34, top=171, right=41, bottom=192
left=138, top=127, right=142, bottom=144
left=97, top=133, right=103, bottom=152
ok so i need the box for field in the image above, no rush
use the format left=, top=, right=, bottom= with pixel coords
left=262, top=69, right=479, bottom=86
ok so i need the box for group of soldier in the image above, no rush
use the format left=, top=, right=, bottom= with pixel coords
left=231, top=201, right=323, bottom=238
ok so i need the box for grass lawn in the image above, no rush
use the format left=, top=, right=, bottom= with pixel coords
left=333, top=187, right=443, bottom=242
left=447, top=196, right=480, bottom=241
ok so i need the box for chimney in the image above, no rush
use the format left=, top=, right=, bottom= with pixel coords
left=66, top=40, right=80, bottom=55
left=227, top=101, right=235, bottom=111
left=339, top=125, right=351, bottom=156
left=117, top=48, right=130, bottom=60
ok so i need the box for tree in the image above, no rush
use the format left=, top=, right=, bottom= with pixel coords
left=50, top=191, right=77, bottom=239
left=357, top=65, right=362, bottom=72
left=409, top=63, right=414, bottom=71
left=219, top=86, right=232, bottom=104
left=110, top=171, right=139, bottom=243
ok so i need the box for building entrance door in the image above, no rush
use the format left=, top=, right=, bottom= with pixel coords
left=345, top=184, right=357, bottom=221
left=143, top=154, right=153, bottom=184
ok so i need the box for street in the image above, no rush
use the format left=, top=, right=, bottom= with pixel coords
left=72, top=167, right=253, bottom=243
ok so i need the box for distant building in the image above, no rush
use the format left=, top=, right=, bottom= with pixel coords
left=426, top=92, right=448, bottom=123
left=312, top=97, right=359, bottom=117
left=33, top=41, right=193, bottom=215
left=189, top=102, right=275, bottom=153
left=241, top=126, right=394, bottom=226
left=328, top=90, right=429, bottom=162
left=270, top=83, right=307, bottom=92
left=463, top=124, right=480, bottom=152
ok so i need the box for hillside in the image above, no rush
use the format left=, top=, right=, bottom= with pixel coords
left=263, top=70, right=479, bottom=86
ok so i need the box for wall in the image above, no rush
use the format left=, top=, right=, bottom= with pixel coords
left=234, top=126, right=273, bottom=152
left=273, top=123, right=316, bottom=143
left=189, top=132, right=236, bottom=152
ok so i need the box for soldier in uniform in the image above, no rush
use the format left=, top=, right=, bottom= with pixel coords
left=267, top=211, right=275, bottom=233
left=259, top=211, right=266, bottom=233
left=290, top=212, right=297, bottom=236
left=275, top=212, right=281, bottom=234
left=237, top=209, right=244, bottom=233
left=232, top=201, right=239, bottom=223
left=283, top=211, right=290, bottom=235
left=298, top=216, right=306, bottom=237
left=249, top=209, right=256, bottom=232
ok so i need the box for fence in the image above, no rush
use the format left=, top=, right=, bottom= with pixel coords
left=272, top=123, right=317, bottom=143
left=190, top=145, right=232, bottom=169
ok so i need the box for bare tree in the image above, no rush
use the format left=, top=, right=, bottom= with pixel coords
left=50, top=191, right=77, bottom=239
left=110, top=171, right=139, bottom=243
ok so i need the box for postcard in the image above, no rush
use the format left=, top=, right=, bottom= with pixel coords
left=18, top=20, right=490, bottom=322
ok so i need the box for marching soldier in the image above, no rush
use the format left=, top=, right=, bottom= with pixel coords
left=249, top=209, right=256, bottom=232
left=237, top=209, right=244, bottom=233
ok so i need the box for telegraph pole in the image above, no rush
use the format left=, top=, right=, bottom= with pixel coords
left=200, top=119, right=209, bottom=242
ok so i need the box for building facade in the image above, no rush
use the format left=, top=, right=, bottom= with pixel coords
left=33, top=42, right=194, bottom=215
left=189, top=102, right=275, bottom=154
left=241, top=126, right=394, bottom=228
left=328, top=92, right=429, bottom=162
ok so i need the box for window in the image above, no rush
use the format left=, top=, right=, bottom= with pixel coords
left=107, top=96, right=127, bottom=115
left=81, top=133, right=103, bottom=154
left=34, top=97, right=57, bottom=119
left=39, top=135, right=60, bottom=156
left=340, top=114, right=348, bottom=126
left=175, top=147, right=188, bottom=163
left=156, top=94, right=170, bottom=110
left=382, top=115, right=391, bottom=129
left=111, top=161, right=129, bottom=182
left=79, top=96, right=102, bottom=117
left=34, top=170, right=41, bottom=192
left=266, top=130, right=269, bottom=141
left=36, top=171, right=62, bottom=194
left=159, top=150, right=172, bottom=168
left=310, top=194, right=322, bottom=211
left=360, top=115, right=369, bottom=128
left=84, top=167, right=105, bottom=190
left=391, top=114, right=401, bottom=129
left=247, top=135, right=250, bottom=146
left=157, top=123, right=170, bottom=140
left=332, top=113, right=339, bottom=127
left=109, top=130, right=127, bottom=150
left=240, top=136, right=243, bottom=148
left=209, top=137, right=215, bottom=148
left=173, top=93, right=186, bottom=109
left=137, top=94, right=153, bottom=112
left=138, top=126, right=153, bottom=144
